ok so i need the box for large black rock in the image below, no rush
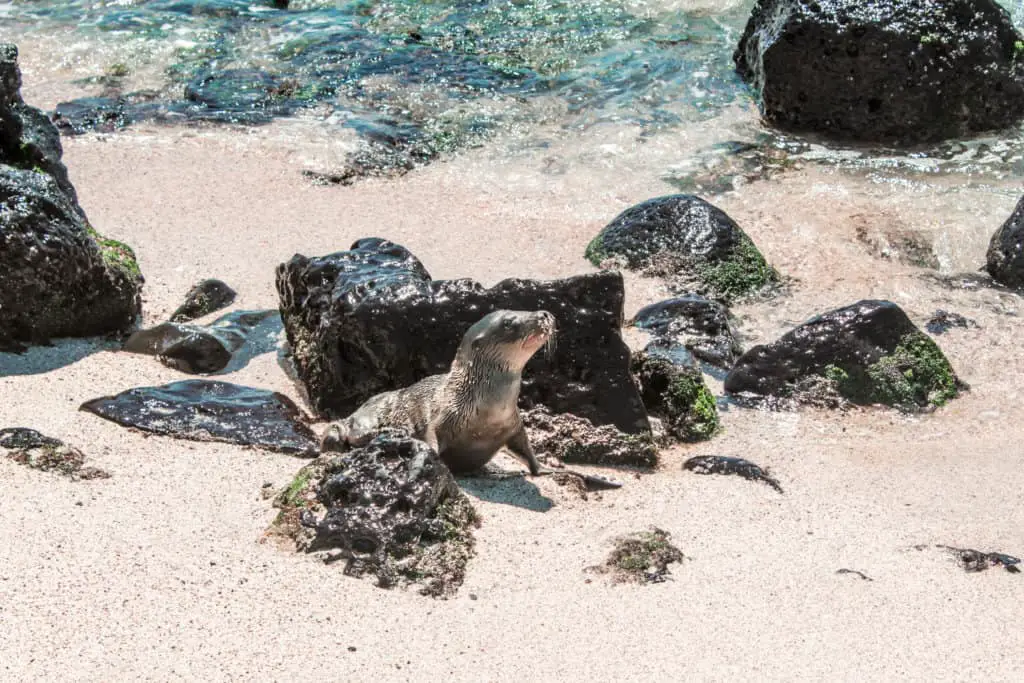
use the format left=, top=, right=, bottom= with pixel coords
left=585, top=195, right=777, bottom=301
left=0, top=167, right=142, bottom=351
left=986, top=195, right=1024, bottom=288
left=0, top=44, right=143, bottom=351
left=724, top=300, right=964, bottom=411
left=276, top=238, right=649, bottom=433
left=734, top=0, right=1024, bottom=145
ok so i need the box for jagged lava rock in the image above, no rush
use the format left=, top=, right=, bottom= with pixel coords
left=521, top=406, right=658, bottom=468
left=276, top=238, right=648, bottom=433
left=169, top=278, right=238, bottom=322
left=724, top=300, right=964, bottom=411
left=734, top=0, right=1024, bottom=145
left=0, top=167, right=142, bottom=350
left=986, top=195, right=1024, bottom=288
left=631, top=346, right=719, bottom=442
left=0, top=427, right=110, bottom=480
left=585, top=194, right=777, bottom=301
left=270, top=432, right=479, bottom=598
left=80, top=380, right=318, bottom=456
left=630, top=295, right=742, bottom=368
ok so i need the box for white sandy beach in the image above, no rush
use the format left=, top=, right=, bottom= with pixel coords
left=2, top=37, right=1024, bottom=682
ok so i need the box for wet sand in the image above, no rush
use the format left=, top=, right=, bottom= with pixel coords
left=3, top=46, right=1024, bottom=683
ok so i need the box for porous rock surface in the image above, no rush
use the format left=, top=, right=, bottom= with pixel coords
left=734, top=0, right=1024, bottom=144
left=724, top=300, right=964, bottom=411
left=630, top=295, right=742, bottom=368
left=0, top=44, right=142, bottom=351
left=268, top=431, right=479, bottom=598
left=585, top=194, right=777, bottom=301
left=276, top=238, right=649, bottom=433
left=631, top=347, right=720, bottom=442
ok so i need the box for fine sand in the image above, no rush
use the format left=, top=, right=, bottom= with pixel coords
left=3, top=54, right=1024, bottom=682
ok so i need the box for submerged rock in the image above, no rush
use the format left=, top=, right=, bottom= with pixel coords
left=0, top=167, right=143, bottom=352
left=169, top=279, right=238, bottom=323
left=926, top=310, right=978, bottom=335
left=123, top=309, right=275, bottom=374
left=986, top=195, right=1024, bottom=289
left=724, top=300, right=965, bottom=411
left=80, top=380, right=318, bottom=456
left=734, top=0, right=1024, bottom=145
left=683, top=455, right=783, bottom=494
left=588, top=527, right=685, bottom=585
left=521, top=406, right=658, bottom=469
left=630, top=295, right=741, bottom=368
left=267, top=432, right=479, bottom=598
left=276, top=237, right=648, bottom=433
left=631, top=347, right=719, bottom=442
left=585, top=195, right=778, bottom=301
left=0, top=428, right=111, bottom=480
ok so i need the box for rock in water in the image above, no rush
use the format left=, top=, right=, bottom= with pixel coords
left=521, top=406, right=658, bottom=469
left=724, top=300, right=965, bottom=411
left=80, top=380, right=318, bottom=456
left=0, top=44, right=143, bottom=351
left=585, top=195, right=778, bottom=301
left=630, top=295, right=742, bottom=368
left=734, top=0, right=1024, bottom=145
left=986, top=195, right=1024, bottom=289
left=276, top=237, right=648, bottom=433
left=123, top=309, right=276, bottom=374
left=631, top=347, right=719, bottom=442
left=267, top=432, right=479, bottom=598
left=683, top=455, right=783, bottom=494
left=0, top=427, right=110, bottom=480
left=169, top=279, right=238, bottom=322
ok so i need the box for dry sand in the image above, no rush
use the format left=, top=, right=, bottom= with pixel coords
left=3, top=69, right=1024, bottom=681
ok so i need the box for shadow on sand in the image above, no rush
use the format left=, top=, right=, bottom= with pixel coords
left=458, top=471, right=554, bottom=512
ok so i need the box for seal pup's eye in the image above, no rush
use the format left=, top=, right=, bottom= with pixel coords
left=502, top=318, right=514, bottom=330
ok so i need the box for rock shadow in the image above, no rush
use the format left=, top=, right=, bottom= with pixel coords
left=457, top=473, right=554, bottom=513
left=0, top=337, right=116, bottom=377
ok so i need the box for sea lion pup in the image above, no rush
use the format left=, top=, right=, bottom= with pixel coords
left=321, top=311, right=621, bottom=490
left=321, top=309, right=555, bottom=477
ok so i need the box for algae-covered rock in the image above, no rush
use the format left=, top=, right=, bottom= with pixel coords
left=586, top=195, right=778, bottom=301
left=0, top=428, right=110, bottom=480
left=734, top=0, right=1024, bottom=145
left=588, top=527, right=685, bottom=584
left=631, top=348, right=719, bottom=442
left=724, top=300, right=965, bottom=411
left=0, top=167, right=143, bottom=351
left=521, top=405, right=658, bottom=469
left=986, top=195, right=1024, bottom=289
left=267, top=432, right=479, bottom=598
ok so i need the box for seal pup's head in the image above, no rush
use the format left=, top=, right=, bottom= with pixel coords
left=455, top=309, right=557, bottom=371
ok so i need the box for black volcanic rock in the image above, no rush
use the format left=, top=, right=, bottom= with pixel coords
left=275, top=238, right=648, bottom=433
left=724, top=300, right=964, bottom=411
left=585, top=194, right=777, bottom=301
left=124, top=310, right=274, bottom=374
left=630, top=295, right=741, bottom=368
left=986, top=195, right=1024, bottom=288
left=268, top=431, right=479, bottom=598
left=169, top=279, right=237, bottom=322
left=80, top=380, right=318, bottom=456
left=734, top=0, right=1024, bottom=145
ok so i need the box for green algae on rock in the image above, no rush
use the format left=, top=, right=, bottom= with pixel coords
left=631, top=350, right=719, bottom=442
left=0, top=428, right=110, bottom=481
left=725, top=300, right=965, bottom=412
left=586, top=194, right=778, bottom=302
left=588, top=527, right=685, bottom=584
left=266, top=432, right=480, bottom=599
